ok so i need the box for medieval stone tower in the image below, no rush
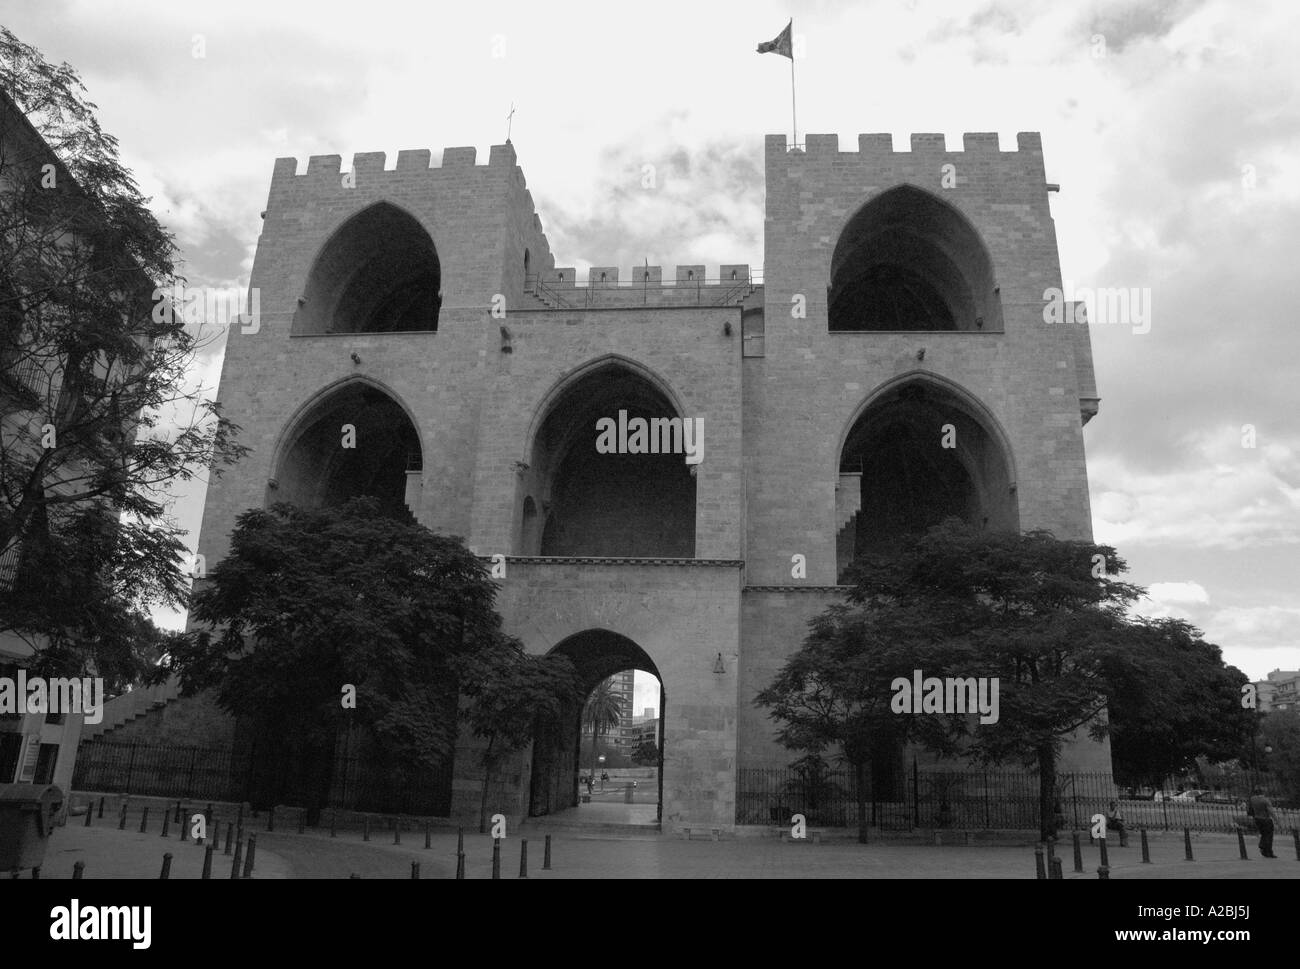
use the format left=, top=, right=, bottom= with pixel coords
left=192, top=130, right=1104, bottom=832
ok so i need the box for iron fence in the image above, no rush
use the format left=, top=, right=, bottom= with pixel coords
left=736, top=765, right=1299, bottom=834
left=73, top=738, right=454, bottom=817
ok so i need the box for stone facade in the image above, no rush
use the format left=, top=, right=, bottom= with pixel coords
left=189, top=131, right=1107, bottom=831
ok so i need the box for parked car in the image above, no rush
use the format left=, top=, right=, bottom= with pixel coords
left=1195, top=792, right=1242, bottom=805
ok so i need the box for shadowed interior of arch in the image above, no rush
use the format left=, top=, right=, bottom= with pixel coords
left=518, top=364, right=696, bottom=557
left=293, top=201, right=441, bottom=334
left=838, top=380, right=1017, bottom=579
left=274, top=382, right=422, bottom=518
left=527, top=630, right=664, bottom=823
left=829, top=185, right=999, bottom=332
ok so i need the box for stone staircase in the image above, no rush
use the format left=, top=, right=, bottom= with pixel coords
left=81, top=675, right=181, bottom=741
left=835, top=472, right=862, bottom=581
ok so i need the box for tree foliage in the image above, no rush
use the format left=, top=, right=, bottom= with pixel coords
left=760, top=519, right=1174, bottom=840
left=0, top=27, right=246, bottom=677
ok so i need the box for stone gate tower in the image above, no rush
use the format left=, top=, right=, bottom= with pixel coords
left=191, top=129, right=1103, bottom=832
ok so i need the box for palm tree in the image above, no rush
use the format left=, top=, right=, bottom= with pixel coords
left=583, top=678, right=624, bottom=787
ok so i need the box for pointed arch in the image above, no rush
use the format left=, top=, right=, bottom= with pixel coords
left=829, top=184, right=1000, bottom=332
left=292, top=201, right=442, bottom=335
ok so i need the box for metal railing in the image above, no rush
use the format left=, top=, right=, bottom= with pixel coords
left=736, top=765, right=1300, bottom=833
left=526, top=271, right=763, bottom=311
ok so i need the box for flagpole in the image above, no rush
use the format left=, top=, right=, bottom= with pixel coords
left=790, top=51, right=797, bottom=147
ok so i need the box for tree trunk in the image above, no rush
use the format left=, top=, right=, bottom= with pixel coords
left=855, top=759, right=869, bottom=844
left=478, top=736, right=495, bottom=834
left=1038, top=742, right=1056, bottom=843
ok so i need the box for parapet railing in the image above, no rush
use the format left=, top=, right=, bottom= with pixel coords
left=526, top=271, right=763, bottom=311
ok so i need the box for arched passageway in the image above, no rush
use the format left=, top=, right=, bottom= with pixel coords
left=528, top=630, right=664, bottom=824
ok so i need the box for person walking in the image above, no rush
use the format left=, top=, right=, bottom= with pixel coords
left=1247, top=788, right=1277, bottom=858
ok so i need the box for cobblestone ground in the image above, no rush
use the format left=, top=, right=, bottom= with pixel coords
left=21, top=824, right=1299, bottom=880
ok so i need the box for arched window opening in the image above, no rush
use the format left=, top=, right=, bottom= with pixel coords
left=829, top=186, right=998, bottom=332
left=294, top=203, right=441, bottom=335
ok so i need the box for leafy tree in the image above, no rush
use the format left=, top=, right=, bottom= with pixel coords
left=0, top=27, right=246, bottom=678
left=171, top=499, right=502, bottom=811
left=459, top=638, right=579, bottom=832
left=583, top=678, right=623, bottom=781
left=761, top=519, right=1152, bottom=841
left=631, top=740, right=660, bottom=767
left=1103, top=618, right=1253, bottom=788
left=1259, top=711, right=1300, bottom=804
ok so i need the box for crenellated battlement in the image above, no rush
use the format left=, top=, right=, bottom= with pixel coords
left=271, top=142, right=524, bottom=185
left=766, top=131, right=1043, bottom=160
left=537, top=264, right=755, bottom=288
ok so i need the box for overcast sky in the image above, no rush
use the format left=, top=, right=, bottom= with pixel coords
left=5, top=0, right=1297, bottom=706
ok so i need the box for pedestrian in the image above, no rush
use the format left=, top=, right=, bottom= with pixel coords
left=1246, top=787, right=1277, bottom=858
left=586, top=775, right=594, bottom=796
left=1106, top=800, right=1128, bottom=847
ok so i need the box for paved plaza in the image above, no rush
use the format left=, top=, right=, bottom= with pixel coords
left=22, top=819, right=1297, bottom=880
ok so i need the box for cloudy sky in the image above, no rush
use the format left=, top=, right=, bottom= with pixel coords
left=5, top=0, right=1297, bottom=704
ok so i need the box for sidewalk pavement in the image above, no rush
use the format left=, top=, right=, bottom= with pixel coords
left=18, top=820, right=1298, bottom=880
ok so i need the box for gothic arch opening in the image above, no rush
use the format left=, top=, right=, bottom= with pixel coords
left=274, top=381, right=422, bottom=519
left=837, top=378, right=1017, bottom=579
left=293, top=202, right=441, bottom=334
left=829, top=186, right=999, bottom=332
left=520, top=362, right=696, bottom=557
left=527, top=630, right=664, bottom=824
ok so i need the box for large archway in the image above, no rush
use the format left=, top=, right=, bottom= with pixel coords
left=518, top=361, right=696, bottom=557
left=837, top=377, right=1017, bottom=579
left=528, top=629, right=664, bottom=825
left=829, top=185, right=1000, bottom=332
left=273, top=381, right=423, bottom=518
left=293, top=202, right=441, bottom=334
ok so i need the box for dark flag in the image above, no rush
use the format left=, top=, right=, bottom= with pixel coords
left=757, top=20, right=793, bottom=58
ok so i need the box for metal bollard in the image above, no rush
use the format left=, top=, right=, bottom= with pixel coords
left=243, top=834, right=256, bottom=879
left=425, top=821, right=431, bottom=850
left=544, top=834, right=552, bottom=871
left=173, top=801, right=181, bottom=824
left=1098, top=835, right=1110, bottom=869
left=1140, top=828, right=1151, bottom=863
left=83, top=802, right=92, bottom=827
left=179, top=811, right=188, bottom=843
left=225, top=821, right=233, bottom=856
left=119, top=802, right=127, bottom=831
left=456, top=827, right=465, bottom=879
left=492, top=837, right=501, bottom=879
left=1034, top=845, right=1046, bottom=880
left=161, top=810, right=170, bottom=839
left=230, top=839, right=243, bottom=880
left=1048, top=856, right=1063, bottom=880
left=1237, top=827, right=1249, bottom=860
left=139, top=806, right=149, bottom=834
left=1184, top=828, right=1194, bottom=861
left=1071, top=831, right=1083, bottom=873
left=1097, top=865, right=1109, bottom=880
left=519, top=839, right=528, bottom=879
left=160, top=852, right=172, bottom=880
left=73, top=861, right=84, bottom=880
left=411, top=861, right=420, bottom=880
left=98, top=797, right=105, bottom=819
left=202, top=844, right=214, bottom=879
left=363, top=816, right=370, bottom=842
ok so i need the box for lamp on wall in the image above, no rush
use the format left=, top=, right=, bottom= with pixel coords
left=713, top=652, right=725, bottom=675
